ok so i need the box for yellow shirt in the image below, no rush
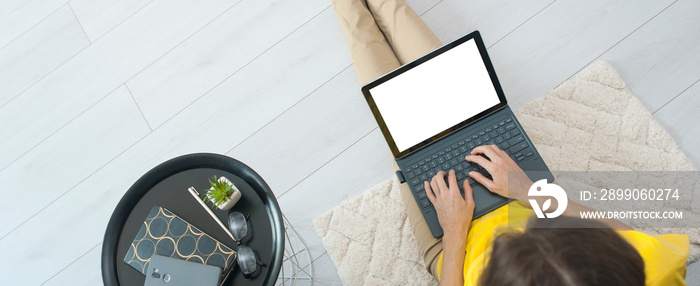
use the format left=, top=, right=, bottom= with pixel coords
left=436, top=202, right=690, bottom=285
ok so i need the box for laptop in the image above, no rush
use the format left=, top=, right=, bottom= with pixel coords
left=361, top=30, right=554, bottom=238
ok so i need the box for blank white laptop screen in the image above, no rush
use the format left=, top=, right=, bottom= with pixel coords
left=369, top=39, right=501, bottom=153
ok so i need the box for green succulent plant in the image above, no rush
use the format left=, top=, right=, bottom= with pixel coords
left=206, top=176, right=237, bottom=206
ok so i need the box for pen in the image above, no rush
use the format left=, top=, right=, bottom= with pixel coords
left=187, top=186, right=236, bottom=242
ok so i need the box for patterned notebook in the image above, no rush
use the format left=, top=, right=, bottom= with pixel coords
left=123, top=206, right=236, bottom=279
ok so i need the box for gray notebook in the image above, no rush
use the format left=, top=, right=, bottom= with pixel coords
left=144, top=255, right=221, bottom=286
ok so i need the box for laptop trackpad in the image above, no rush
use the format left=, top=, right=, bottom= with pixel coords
left=470, top=183, right=508, bottom=218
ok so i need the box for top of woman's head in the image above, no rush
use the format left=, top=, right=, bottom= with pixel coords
left=479, top=216, right=645, bottom=286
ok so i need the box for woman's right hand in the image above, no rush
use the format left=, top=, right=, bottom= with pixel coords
left=464, top=145, right=533, bottom=202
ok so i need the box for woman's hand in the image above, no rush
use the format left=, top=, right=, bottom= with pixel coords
left=465, top=145, right=533, bottom=202
left=425, top=170, right=474, bottom=286
left=424, top=170, right=475, bottom=239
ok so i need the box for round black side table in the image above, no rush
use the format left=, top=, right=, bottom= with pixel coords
left=102, top=153, right=284, bottom=285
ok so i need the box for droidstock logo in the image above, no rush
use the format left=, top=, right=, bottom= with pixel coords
left=528, top=179, right=568, bottom=218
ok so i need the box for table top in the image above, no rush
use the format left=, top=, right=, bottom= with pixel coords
left=102, top=153, right=284, bottom=286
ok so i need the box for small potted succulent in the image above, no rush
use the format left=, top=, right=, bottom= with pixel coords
left=205, top=176, right=241, bottom=210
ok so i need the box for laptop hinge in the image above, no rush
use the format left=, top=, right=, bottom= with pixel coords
left=395, top=170, right=406, bottom=184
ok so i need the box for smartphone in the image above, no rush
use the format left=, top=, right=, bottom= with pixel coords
left=144, top=255, right=221, bottom=286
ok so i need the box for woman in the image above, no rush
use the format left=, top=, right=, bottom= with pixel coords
left=331, top=0, right=690, bottom=285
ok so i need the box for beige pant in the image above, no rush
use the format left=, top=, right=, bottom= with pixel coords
left=332, top=0, right=443, bottom=279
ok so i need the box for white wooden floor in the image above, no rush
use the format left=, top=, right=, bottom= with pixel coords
left=1, top=0, right=699, bottom=285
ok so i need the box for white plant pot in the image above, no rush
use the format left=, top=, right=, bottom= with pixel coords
left=209, top=176, right=242, bottom=210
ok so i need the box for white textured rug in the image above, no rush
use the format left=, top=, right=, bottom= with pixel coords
left=312, top=61, right=699, bottom=285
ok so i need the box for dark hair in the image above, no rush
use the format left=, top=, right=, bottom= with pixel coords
left=479, top=216, right=645, bottom=286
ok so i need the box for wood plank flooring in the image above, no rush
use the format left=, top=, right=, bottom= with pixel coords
left=1, top=0, right=698, bottom=284
left=0, top=5, right=88, bottom=106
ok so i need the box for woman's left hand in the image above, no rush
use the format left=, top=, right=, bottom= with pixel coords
left=425, top=170, right=475, bottom=240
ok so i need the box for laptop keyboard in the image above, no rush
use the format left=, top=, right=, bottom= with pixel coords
left=402, top=116, right=535, bottom=211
